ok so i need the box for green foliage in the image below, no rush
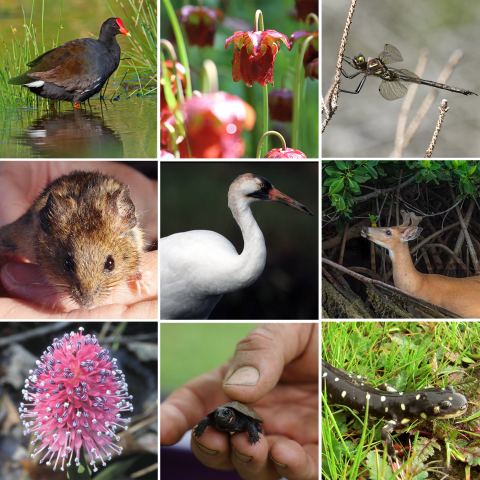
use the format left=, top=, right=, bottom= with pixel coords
left=323, top=160, right=480, bottom=218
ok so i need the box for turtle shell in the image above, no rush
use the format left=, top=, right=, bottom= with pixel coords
left=219, top=401, right=264, bottom=423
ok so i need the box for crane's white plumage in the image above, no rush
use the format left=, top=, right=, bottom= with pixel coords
left=160, top=173, right=313, bottom=319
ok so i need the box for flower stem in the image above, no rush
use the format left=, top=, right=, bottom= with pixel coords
left=160, top=39, right=184, bottom=103
left=66, top=447, right=91, bottom=480
left=201, top=59, right=218, bottom=94
left=263, top=84, right=268, bottom=156
left=254, top=9, right=264, bottom=32
left=254, top=9, right=268, bottom=155
left=162, top=0, right=192, bottom=98
left=304, top=13, right=319, bottom=30
left=292, top=35, right=315, bottom=150
left=256, top=130, right=287, bottom=158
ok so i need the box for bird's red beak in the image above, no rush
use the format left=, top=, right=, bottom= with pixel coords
left=116, top=18, right=131, bottom=37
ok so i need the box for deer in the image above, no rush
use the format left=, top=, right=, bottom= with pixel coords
left=361, top=210, right=480, bottom=318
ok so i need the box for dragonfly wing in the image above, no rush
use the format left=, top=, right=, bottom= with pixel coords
left=379, top=44, right=403, bottom=64
left=379, top=79, right=408, bottom=100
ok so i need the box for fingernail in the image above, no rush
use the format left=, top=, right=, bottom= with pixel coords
left=3, top=263, right=45, bottom=284
left=232, top=445, right=252, bottom=463
left=193, top=437, right=218, bottom=455
left=270, top=455, right=287, bottom=468
left=224, top=366, right=260, bottom=386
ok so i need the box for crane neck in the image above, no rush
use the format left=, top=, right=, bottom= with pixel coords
left=228, top=200, right=267, bottom=290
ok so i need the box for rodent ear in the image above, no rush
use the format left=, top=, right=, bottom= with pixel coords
left=108, top=186, right=138, bottom=237
left=40, top=192, right=71, bottom=234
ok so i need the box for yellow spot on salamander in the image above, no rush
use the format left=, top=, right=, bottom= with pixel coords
left=420, top=413, right=427, bottom=419
left=380, top=396, right=386, bottom=402
left=401, top=418, right=410, bottom=424
left=341, top=391, right=347, bottom=398
left=401, top=404, right=405, bottom=411
left=416, top=394, right=420, bottom=400
left=385, top=407, right=388, bottom=413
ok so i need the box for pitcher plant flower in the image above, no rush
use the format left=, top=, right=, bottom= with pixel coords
left=179, top=91, right=256, bottom=158
left=225, top=30, right=291, bottom=87
left=265, top=147, right=307, bottom=158
left=289, top=30, right=318, bottom=80
left=19, top=327, right=133, bottom=474
left=269, top=88, right=293, bottom=122
left=177, top=6, right=224, bottom=47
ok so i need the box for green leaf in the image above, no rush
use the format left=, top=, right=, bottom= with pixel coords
left=469, top=164, right=477, bottom=175
left=334, top=160, right=350, bottom=170
left=352, top=174, right=370, bottom=184
left=92, top=458, right=138, bottom=480
left=323, top=177, right=338, bottom=187
left=347, top=178, right=361, bottom=194
left=324, top=166, right=342, bottom=177
left=329, top=178, right=344, bottom=195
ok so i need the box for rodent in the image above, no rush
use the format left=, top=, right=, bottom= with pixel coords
left=0, top=170, right=145, bottom=309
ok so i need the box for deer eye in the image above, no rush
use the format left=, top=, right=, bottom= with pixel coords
left=386, top=230, right=392, bottom=236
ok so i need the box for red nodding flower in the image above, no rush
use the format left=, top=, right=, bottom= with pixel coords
left=179, top=92, right=256, bottom=158
left=289, top=30, right=318, bottom=80
left=19, top=327, right=133, bottom=473
left=225, top=30, right=290, bottom=87
left=177, top=6, right=224, bottom=47
left=295, top=0, right=319, bottom=23
left=268, top=88, right=294, bottom=122
left=265, top=147, right=307, bottom=158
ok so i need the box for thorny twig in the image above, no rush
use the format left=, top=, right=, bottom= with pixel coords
left=424, top=99, right=449, bottom=158
left=322, top=0, right=357, bottom=133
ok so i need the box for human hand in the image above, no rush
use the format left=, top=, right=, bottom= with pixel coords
left=161, top=323, right=318, bottom=480
left=0, top=250, right=158, bottom=318
left=0, top=161, right=158, bottom=317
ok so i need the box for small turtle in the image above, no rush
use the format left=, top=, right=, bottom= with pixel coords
left=193, top=401, right=264, bottom=445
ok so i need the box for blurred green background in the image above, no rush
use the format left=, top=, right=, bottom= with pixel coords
left=161, top=323, right=257, bottom=395
left=161, top=162, right=319, bottom=319
left=161, top=0, right=319, bottom=158
left=323, top=0, right=480, bottom=158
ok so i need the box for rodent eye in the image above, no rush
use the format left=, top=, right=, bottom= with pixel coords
left=104, top=255, right=115, bottom=272
left=64, top=253, right=75, bottom=273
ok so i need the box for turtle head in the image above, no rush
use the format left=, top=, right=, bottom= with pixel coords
left=213, top=406, right=236, bottom=427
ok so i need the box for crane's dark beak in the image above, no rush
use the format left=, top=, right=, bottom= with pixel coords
left=270, top=188, right=313, bottom=216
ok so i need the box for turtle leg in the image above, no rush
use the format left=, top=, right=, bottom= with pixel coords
left=246, top=422, right=261, bottom=444
left=256, top=424, right=263, bottom=434
left=193, top=417, right=214, bottom=438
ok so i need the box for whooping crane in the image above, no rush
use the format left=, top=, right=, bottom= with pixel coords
left=160, top=173, right=313, bottom=319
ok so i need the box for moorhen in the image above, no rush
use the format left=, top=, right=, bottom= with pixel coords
left=9, top=18, right=131, bottom=108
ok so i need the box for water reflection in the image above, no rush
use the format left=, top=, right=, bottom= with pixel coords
left=13, top=110, right=124, bottom=158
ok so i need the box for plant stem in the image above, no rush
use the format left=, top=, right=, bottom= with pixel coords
left=162, top=0, right=192, bottom=98
left=160, top=39, right=184, bottom=103
left=292, top=35, right=315, bottom=150
left=254, top=10, right=268, bottom=155
left=256, top=130, right=287, bottom=158
left=201, top=59, right=218, bottom=94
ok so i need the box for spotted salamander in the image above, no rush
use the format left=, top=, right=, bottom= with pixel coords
left=322, top=360, right=468, bottom=456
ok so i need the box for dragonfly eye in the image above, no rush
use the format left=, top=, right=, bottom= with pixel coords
left=356, top=55, right=365, bottom=63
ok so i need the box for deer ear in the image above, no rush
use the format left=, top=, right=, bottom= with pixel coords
left=401, top=226, right=423, bottom=242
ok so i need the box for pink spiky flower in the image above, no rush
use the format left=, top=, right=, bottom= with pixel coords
left=19, top=327, right=133, bottom=473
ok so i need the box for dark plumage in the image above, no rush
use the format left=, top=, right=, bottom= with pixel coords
left=9, top=18, right=130, bottom=108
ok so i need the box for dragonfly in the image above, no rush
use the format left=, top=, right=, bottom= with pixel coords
left=339, top=44, right=478, bottom=100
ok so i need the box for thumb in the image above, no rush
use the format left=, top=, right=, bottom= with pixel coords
left=222, top=323, right=314, bottom=404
